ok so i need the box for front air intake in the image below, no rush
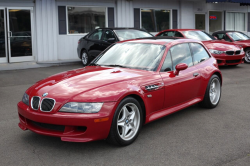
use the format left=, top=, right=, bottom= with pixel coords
left=41, top=98, right=55, bottom=112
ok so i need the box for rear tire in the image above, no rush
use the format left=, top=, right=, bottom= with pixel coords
left=106, top=97, right=143, bottom=146
left=244, top=48, right=250, bottom=64
left=199, top=75, right=221, bottom=108
left=81, top=50, right=89, bottom=66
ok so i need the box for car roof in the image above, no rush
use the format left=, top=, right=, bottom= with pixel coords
left=212, top=31, right=240, bottom=35
left=97, top=27, right=147, bottom=31
left=161, top=29, right=201, bottom=32
left=118, top=36, right=202, bottom=45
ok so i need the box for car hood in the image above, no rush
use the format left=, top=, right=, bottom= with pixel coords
left=29, top=66, right=152, bottom=102
left=202, top=40, right=241, bottom=51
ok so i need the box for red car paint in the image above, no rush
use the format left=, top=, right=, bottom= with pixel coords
left=18, top=38, right=222, bottom=142
left=156, top=29, right=245, bottom=66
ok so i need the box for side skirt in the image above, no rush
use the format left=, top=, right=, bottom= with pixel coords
left=145, top=97, right=203, bottom=124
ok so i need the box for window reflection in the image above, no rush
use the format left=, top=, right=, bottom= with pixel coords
left=67, top=7, right=106, bottom=34
left=96, top=43, right=166, bottom=71
left=141, top=9, right=170, bottom=32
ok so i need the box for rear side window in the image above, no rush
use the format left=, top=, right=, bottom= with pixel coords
left=88, top=29, right=103, bottom=40
left=189, top=43, right=210, bottom=65
left=170, top=43, right=193, bottom=68
left=215, top=33, right=225, bottom=40
left=160, top=51, right=173, bottom=72
left=159, top=31, right=175, bottom=37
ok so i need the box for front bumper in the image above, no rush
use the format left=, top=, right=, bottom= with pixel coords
left=17, top=101, right=117, bottom=142
left=212, top=53, right=245, bottom=66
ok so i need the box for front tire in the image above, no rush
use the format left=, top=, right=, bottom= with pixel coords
left=244, top=48, right=250, bottom=63
left=199, top=75, right=221, bottom=108
left=107, top=97, right=143, bottom=146
left=81, top=50, right=89, bottom=66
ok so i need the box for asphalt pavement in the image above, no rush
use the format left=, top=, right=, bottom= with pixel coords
left=0, top=63, right=250, bottom=166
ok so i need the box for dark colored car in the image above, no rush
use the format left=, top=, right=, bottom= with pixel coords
left=18, top=37, right=222, bottom=146
left=77, top=28, right=153, bottom=65
left=156, top=29, right=245, bottom=66
left=212, top=31, right=250, bottom=63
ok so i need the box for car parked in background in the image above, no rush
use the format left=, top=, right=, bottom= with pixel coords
left=156, top=29, right=245, bottom=66
left=77, top=28, right=153, bottom=66
left=212, top=31, right=250, bottom=63
left=18, top=37, right=222, bottom=146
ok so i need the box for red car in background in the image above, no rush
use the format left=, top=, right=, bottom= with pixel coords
left=156, top=29, right=245, bottom=66
left=18, top=37, right=222, bottom=146
left=212, top=31, right=250, bottom=63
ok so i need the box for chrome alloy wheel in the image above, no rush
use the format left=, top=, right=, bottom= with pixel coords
left=209, top=78, right=221, bottom=105
left=245, top=50, right=250, bottom=63
left=117, top=103, right=140, bottom=141
left=81, top=52, right=88, bottom=65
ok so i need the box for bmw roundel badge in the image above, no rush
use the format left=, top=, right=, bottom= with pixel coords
left=42, top=93, right=48, bottom=97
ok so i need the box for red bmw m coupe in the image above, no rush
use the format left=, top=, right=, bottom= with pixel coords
left=156, top=29, right=245, bottom=66
left=18, top=37, right=222, bottom=146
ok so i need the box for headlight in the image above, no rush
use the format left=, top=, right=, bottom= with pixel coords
left=209, top=49, right=224, bottom=54
left=59, top=102, right=103, bottom=113
left=22, top=93, right=29, bottom=106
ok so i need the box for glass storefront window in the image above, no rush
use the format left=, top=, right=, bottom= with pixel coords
left=141, top=9, right=170, bottom=32
left=226, top=12, right=245, bottom=31
left=195, top=14, right=205, bottom=31
left=67, top=7, right=106, bottom=34
left=209, top=11, right=222, bottom=34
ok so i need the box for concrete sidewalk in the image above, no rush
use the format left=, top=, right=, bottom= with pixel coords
left=0, top=60, right=81, bottom=71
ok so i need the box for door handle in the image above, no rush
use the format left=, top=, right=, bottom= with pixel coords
left=8, top=31, right=12, bottom=37
left=193, top=73, right=199, bottom=77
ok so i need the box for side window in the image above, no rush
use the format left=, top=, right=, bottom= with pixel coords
left=189, top=43, right=210, bottom=65
left=174, top=32, right=184, bottom=37
left=102, top=30, right=116, bottom=42
left=88, top=29, right=103, bottom=40
left=170, top=43, right=193, bottom=69
left=160, top=51, right=172, bottom=72
left=216, top=33, right=225, bottom=40
left=159, top=31, right=175, bottom=37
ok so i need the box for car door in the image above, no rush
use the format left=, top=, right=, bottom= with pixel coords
left=160, top=43, right=202, bottom=109
left=100, top=29, right=118, bottom=50
left=85, top=29, right=104, bottom=57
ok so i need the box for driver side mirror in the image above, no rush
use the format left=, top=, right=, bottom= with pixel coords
left=213, top=36, right=218, bottom=40
left=107, top=38, right=116, bottom=43
left=174, top=63, right=188, bottom=75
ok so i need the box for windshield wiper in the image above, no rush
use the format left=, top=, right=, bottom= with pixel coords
left=102, top=64, right=127, bottom=68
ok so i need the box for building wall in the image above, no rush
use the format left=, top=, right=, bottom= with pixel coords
left=56, top=0, right=116, bottom=61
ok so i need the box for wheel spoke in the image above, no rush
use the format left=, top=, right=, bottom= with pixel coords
left=123, top=107, right=130, bottom=118
left=128, top=110, right=135, bottom=121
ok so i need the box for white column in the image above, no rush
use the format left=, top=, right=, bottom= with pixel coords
left=35, top=0, right=58, bottom=62
left=116, top=0, right=134, bottom=27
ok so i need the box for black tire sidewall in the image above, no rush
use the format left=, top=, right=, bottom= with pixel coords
left=244, top=48, right=250, bottom=64
left=81, top=50, right=89, bottom=66
left=110, top=97, right=143, bottom=146
left=206, top=75, right=221, bottom=108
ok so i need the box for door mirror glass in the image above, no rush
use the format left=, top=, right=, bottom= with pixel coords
left=175, top=63, right=188, bottom=75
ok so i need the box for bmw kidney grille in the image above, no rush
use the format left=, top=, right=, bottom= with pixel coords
left=31, top=96, right=40, bottom=110
left=41, top=98, right=55, bottom=112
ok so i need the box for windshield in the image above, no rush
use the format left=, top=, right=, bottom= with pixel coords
left=227, top=32, right=250, bottom=41
left=95, top=43, right=166, bottom=71
left=114, top=29, right=153, bottom=41
left=182, top=31, right=213, bottom=41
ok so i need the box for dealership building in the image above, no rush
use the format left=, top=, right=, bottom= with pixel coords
left=0, top=0, right=249, bottom=65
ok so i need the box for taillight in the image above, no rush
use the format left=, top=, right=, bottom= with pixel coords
left=78, top=40, right=80, bottom=44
